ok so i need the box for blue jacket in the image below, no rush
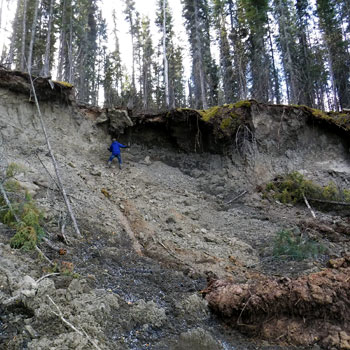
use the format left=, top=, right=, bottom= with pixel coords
left=109, top=141, right=127, bottom=155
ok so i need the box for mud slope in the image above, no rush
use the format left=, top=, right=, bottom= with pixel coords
left=0, top=71, right=350, bottom=349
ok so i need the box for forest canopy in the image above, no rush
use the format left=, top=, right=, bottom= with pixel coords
left=0, top=0, right=349, bottom=112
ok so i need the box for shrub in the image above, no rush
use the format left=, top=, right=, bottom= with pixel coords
left=9, top=195, right=45, bottom=250
left=0, top=164, right=45, bottom=250
left=264, top=171, right=350, bottom=205
left=273, top=229, right=326, bottom=261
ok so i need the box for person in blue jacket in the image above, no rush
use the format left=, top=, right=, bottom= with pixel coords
left=107, top=138, right=129, bottom=169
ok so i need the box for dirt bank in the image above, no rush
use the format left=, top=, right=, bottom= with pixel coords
left=0, top=69, right=350, bottom=349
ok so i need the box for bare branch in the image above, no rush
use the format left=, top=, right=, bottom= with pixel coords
left=35, top=245, right=54, bottom=266
left=0, top=182, right=20, bottom=222
left=46, top=295, right=103, bottom=350
left=303, top=194, right=316, bottom=219
left=36, top=272, right=60, bottom=284
left=27, top=68, right=82, bottom=237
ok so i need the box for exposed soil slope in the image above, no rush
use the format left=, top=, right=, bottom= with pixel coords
left=0, top=69, right=349, bottom=349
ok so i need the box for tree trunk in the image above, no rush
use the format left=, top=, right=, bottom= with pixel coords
left=57, top=0, right=67, bottom=81
left=327, top=48, right=339, bottom=111
left=163, top=0, right=169, bottom=108
left=27, top=0, right=39, bottom=74
left=267, top=21, right=280, bottom=104
left=20, top=0, right=27, bottom=71
left=130, top=22, right=135, bottom=93
left=67, top=7, right=73, bottom=83
left=0, top=0, right=3, bottom=30
left=42, top=0, right=54, bottom=77
left=194, top=0, right=207, bottom=109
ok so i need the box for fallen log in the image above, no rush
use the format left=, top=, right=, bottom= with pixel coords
left=203, top=257, right=350, bottom=348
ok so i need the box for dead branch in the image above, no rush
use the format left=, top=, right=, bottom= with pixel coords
left=226, top=190, right=248, bottom=205
left=303, top=194, right=316, bottom=219
left=0, top=183, right=20, bottom=222
left=46, top=295, right=102, bottom=350
left=35, top=152, right=60, bottom=191
left=27, top=70, right=81, bottom=237
left=35, top=245, right=54, bottom=266
left=158, top=240, right=178, bottom=260
left=42, top=237, right=69, bottom=253
left=308, top=198, right=350, bottom=206
left=36, top=272, right=60, bottom=284
left=157, top=240, right=191, bottom=268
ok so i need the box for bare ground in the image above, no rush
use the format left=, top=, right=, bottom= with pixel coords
left=0, top=85, right=350, bottom=349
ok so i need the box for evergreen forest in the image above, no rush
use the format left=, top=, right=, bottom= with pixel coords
left=1, top=0, right=349, bottom=111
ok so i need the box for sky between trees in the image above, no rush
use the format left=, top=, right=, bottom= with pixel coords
left=0, top=0, right=349, bottom=112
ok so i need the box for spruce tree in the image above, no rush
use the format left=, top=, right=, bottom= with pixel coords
left=227, top=0, right=249, bottom=100
left=140, top=16, right=154, bottom=110
left=273, top=0, right=299, bottom=104
left=295, top=0, right=315, bottom=107
left=317, top=0, right=350, bottom=109
left=240, top=0, right=271, bottom=103
left=212, top=0, right=237, bottom=103
left=156, top=0, right=185, bottom=109
left=183, top=0, right=217, bottom=109
left=103, top=9, right=123, bottom=107
left=123, top=0, right=137, bottom=100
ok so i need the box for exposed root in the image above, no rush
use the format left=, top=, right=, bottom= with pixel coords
left=203, top=257, right=350, bottom=348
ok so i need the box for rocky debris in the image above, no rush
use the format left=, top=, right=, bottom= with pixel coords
left=203, top=257, right=350, bottom=348
left=1, top=72, right=350, bottom=349
left=171, top=327, right=221, bottom=350
left=300, top=218, right=350, bottom=242
left=90, top=167, right=102, bottom=176
left=130, top=299, right=166, bottom=328
left=3, top=273, right=120, bottom=350
left=144, top=155, right=152, bottom=165
left=108, top=108, right=133, bottom=134
left=175, top=293, right=209, bottom=324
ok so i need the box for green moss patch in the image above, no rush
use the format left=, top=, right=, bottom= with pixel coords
left=233, top=100, right=252, bottom=108
left=198, top=106, right=221, bottom=122
left=220, top=117, right=232, bottom=129
left=53, top=80, right=74, bottom=88
left=301, top=107, right=350, bottom=132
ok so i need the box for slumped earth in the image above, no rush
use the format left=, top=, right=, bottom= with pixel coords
left=0, top=73, right=350, bottom=349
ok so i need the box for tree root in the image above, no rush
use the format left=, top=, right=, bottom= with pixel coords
left=202, top=257, right=350, bottom=348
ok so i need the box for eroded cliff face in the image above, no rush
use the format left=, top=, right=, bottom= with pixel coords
left=0, top=68, right=350, bottom=349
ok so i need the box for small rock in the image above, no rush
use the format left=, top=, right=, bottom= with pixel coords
left=101, top=188, right=110, bottom=198
left=200, top=228, right=208, bottom=234
left=16, top=181, right=40, bottom=197
left=166, top=216, right=176, bottom=224
left=25, top=325, right=38, bottom=339
left=90, top=168, right=102, bottom=176
left=67, top=162, right=76, bottom=168
left=130, top=300, right=166, bottom=328
left=144, top=156, right=152, bottom=165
